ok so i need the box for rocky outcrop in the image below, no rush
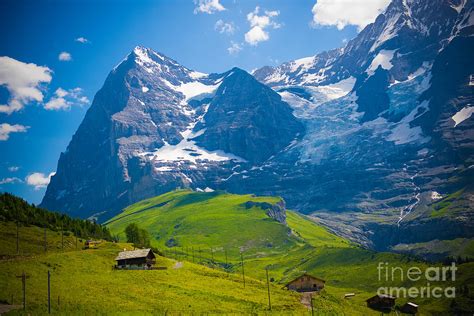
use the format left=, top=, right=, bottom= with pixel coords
left=243, top=200, right=287, bottom=224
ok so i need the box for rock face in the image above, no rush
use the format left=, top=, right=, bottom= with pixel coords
left=193, top=68, right=304, bottom=163
left=42, top=0, right=473, bottom=254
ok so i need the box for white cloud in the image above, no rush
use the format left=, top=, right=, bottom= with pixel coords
left=44, top=87, right=89, bottom=111
left=58, top=52, right=72, bottom=61
left=25, top=172, right=55, bottom=190
left=311, top=0, right=390, bottom=31
left=0, top=57, right=52, bottom=114
left=244, top=7, right=281, bottom=46
left=194, top=0, right=225, bottom=14
left=8, top=166, right=20, bottom=172
left=227, top=41, right=243, bottom=55
left=0, top=123, right=29, bottom=141
left=75, top=37, right=89, bottom=44
left=215, top=19, right=235, bottom=34
left=0, top=177, right=22, bottom=185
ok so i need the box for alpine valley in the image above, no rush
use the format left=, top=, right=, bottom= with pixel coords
left=41, top=0, right=474, bottom=259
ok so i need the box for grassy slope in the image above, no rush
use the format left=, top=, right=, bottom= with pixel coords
left=0, top=221, right=84, bottom=257
left=106, top=190, right=349, bottom=253
left=106, top=190, right=474, bottom=315
left=0, top=226, right=309, bottom=314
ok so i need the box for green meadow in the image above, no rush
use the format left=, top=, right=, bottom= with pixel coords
left=1, top=190, right=473, bottom=314
left=105, top=190, right=474, bottom=315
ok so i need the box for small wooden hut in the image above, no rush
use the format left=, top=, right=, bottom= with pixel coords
left=399, top=302, right=418, bottom=314
left=115, top=248, right=156, bottom=270
left=284, top=273, right=325, bottom=292
left=84, top=240, right=101, bottom=249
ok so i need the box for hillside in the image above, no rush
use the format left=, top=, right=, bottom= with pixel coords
left=0, top=233, right=307, bottom=314
left=106, top=190, right=474, bottom=314
left=105, top=190, right=349, bottom=254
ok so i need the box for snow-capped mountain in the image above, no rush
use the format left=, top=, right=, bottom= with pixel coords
left=41, top=0, right=473, bottom=254
left=41, top=46, right=303, bottom=219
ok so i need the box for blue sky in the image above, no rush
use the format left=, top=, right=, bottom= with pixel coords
left=0, top=0, right=389, bottom=204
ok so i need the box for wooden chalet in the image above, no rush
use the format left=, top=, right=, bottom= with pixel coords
left=366, top=294, right=396, bottom=311
left=284, top=273, right=325, bottom=292
left=115, top=248, right=156, bottom=270
left=399, top=302, right=418, bottom=314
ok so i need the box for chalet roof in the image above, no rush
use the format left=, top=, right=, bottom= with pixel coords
left=406, top=302, right=419, bottom=308
left=366, top=294, right=396, bottom=301
left=115, top=248, right=154, bottom=261
left=285, top=273, right=326, bottom=286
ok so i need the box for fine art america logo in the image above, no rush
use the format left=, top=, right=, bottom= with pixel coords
left=377, top=262, right=457, bottom=298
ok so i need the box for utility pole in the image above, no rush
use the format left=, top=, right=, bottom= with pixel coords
left=16, top=271, right=28, bottom=311
left=210, top=248, right=214, bottom=261
left=266, top=268, right=271, bottom=311
left=240, top=252, right=245, bottom=288
left=44, top=226, right=47, bottom=252
left=311, top=294, right=314, bottom=316
left=225, top=249, right=228, bottom=265
left=48, top=271, right=51, bottom=314
left=16, top=220, right=20, bottom=255
left=192, top=247, right=195, bottom=263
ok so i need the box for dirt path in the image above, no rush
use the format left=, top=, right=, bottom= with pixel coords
left=300, top=291, right=317, bottom=309
left=0, top=304, right=22, bottom=315
left=173, top=261, right=183, bottom=269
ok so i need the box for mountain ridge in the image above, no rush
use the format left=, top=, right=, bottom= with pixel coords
left=41, top=0, right=474, bottom=255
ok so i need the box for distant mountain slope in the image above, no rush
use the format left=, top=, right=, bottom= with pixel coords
left=105, top=189, right=349, bottom=254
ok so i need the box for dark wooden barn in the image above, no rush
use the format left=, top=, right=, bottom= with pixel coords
left=115, top=248, right=156, bottom=270
left=366, top=294, right=396, bottom=312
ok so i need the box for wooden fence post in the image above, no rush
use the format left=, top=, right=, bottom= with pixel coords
left=15, top=272, right=27, bottom=310
left=48, top=270, right=51, bottom=314
left=266, top=268, right=271, bottom=311
left=240, top=252, right=245, bottom=288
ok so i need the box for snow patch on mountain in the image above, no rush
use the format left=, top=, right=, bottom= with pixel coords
left=387, top=100, right=430, bottom=145
left=366, top=50, right=396, bottom=75
left=431, top=191, right=443, bottom=200
left=451, top=0, right=467, bottom=14
left=291, top=56, right=316, bottom=73
left=140, top=126, right=243, bottom=164
left=189, top=71, right=207, bottom=79
left=452, top=105, right=474, bottom=127
left=370, top=13, right=402, bottom=52
left=311, top=76, right=356, bottom=100
left=162, top=78, right=222, bottom=104
left=279, top=77, right=355, bottom=119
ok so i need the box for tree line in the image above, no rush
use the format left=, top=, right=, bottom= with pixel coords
left=0, top=192, right=112, bottom=241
